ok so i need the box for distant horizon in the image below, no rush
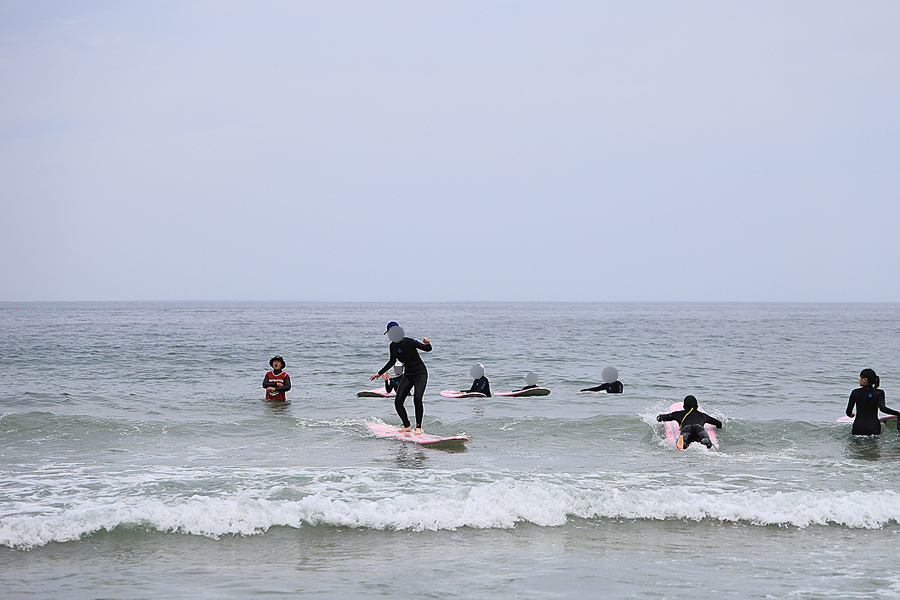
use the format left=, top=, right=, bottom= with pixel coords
left=2, top=299, right=897, bottom=306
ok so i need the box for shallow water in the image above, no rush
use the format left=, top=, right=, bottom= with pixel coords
left=2, top=302, right=900, bottom=598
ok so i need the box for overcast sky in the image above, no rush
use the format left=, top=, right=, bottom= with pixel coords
left=1, top=1, right=898, bottom=302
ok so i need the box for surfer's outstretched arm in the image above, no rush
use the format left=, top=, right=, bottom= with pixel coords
left=700, top=413, right=722, bottom=428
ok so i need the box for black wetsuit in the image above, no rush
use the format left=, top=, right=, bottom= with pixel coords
left=657, top=408, right=722, bottom=448
left=580, top=381, right=623, bottom=393
left=466, top=376, right=491, bottom=397
left=846, top=385, right=900, bottom=435
left=385, top=375, right=402, bottom=394
left=378, top=337, right=432, bottom=428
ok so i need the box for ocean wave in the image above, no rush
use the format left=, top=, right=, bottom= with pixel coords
left=3, top=473, right=899, bottom=549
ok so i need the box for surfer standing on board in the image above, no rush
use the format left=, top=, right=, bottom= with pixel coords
left=846, top=368, right=900, bottom=435
left=371, top=322, right=432, bottom=435
left=657, top=395, right=722, bottom=450
left=263, top=355, right=291, bottom=401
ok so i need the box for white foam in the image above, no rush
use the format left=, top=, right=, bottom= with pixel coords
left=3, top=470, right=900, bottom=549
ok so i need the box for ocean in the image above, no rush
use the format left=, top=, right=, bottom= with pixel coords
left=2, top=302, right=900, bottom=599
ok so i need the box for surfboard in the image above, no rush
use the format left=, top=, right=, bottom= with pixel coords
left=662, top=402, right=719, bottom=451
left=495, top=387, right=551, bottom=397
left=836, top=414, right=897, bottom=424
left=440, top=390, right=487, bottom=398
left=367, top=422, right=468, bottom=446
left=357, top=388, right=395, bottom=398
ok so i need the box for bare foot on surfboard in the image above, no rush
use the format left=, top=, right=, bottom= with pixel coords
left=676, top=435, right=684, bottom=450
left=414, top=428, right=423, bottom=436
left=398, top=426, right=411, bottom=433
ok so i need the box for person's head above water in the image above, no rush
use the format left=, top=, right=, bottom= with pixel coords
left=683, top=395, right=698, bottom=409
left=602, top=367, right=619, bottom=384
left=470, top=363, right=485, bottom=379
left=269, top=355, right=285, bottom=370
left=384, top=321, right=405, bottom=343
left=525, top=372, right=539, bottom=386
left=860, top=368, right=880, bottom=388
left=394, top=362, right=404, bottom=376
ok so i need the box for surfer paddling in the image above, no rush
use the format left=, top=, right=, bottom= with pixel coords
left=371, top=321, right=432, bottom=435
left=518, top=371, right=540, bottom=391
left=656, top=395, right=722, bottom=450
left=846, top=368, right=900, bottom=435
left=580, top=367, right=624, bottom=393
left=263, top=355, right=291, bottom=401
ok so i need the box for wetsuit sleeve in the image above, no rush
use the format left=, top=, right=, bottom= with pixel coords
left=846, top=391, right=857, bottom=418
left=876, top=390, right=900, bottom=417
left=263, top=375, right=271, bottom=389
left=385, top=377, right=397, bottom=393
left=657, top=412, right=677, bottom=422
left=412, top=339, right=432, bottom=352
left=377, top=345, right=398, bottom=376
left=484, top=378, right=491, bottom=397
left=581, top=384, right=607, bottom=392
left=701, top=412, right=723, bottom=428
left=466, top=380, right=477, bottom=393
left=280, top=374, right=291, bottom=393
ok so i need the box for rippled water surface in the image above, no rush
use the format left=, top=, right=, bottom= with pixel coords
left=2, top=302, right=900, bottom=599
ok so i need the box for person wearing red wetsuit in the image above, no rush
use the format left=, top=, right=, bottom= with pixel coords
left=263, top=355, right=291, bottom=401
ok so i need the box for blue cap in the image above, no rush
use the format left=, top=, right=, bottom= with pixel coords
left=384, top=321, right=399, bottom=334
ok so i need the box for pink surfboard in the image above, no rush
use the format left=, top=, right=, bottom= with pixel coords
left=367, top=422, right=468, bottom=446
left=357, top=388, right=395, bottom=398
left=440, top=390, right=487, bottom=398
left=662, top=402, right=719, bottom=451
left=836, top=414, right=896, bottom=424
left=494, top=387, right=551, bottom=397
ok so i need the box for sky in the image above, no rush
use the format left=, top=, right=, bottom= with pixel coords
left=1, top=1, right=898, bottom=302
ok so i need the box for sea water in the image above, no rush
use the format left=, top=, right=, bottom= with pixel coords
left=2, top=302, right=900, bottom=599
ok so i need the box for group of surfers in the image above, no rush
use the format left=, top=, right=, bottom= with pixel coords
left=262, top=321, right=900, bottom=448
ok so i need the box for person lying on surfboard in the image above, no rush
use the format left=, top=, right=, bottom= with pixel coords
left=656, top=395, right=722, bottom=450
left=263, top=355, right=291, bottom=401
left=370, top=321, right=432, bottom=436
left=460, top=363, right=491, bottom=397
left=516, top=371, right=540, bottom=391
left=846, top=368, right=900, bottom=435
left=580, top=366, right=623, bottom=393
